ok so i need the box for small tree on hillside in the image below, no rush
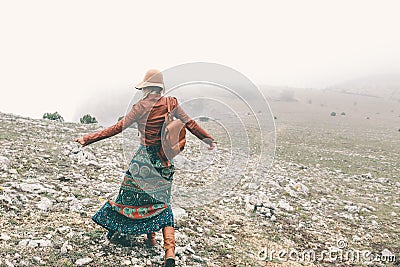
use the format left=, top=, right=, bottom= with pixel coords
left=43, top=112, right=64, bottom=122
left=80, top=114, right=98, bottom=124
left=199, top=116, right=209, bottom=122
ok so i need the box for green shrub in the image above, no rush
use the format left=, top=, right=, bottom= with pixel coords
left=80, top=114, right=97, bottom=124
left=43, top=112, right=64, bottom=122
left=199, top=116, right=209, bottom=122
left=330, top=112, right=337, bottom=117
left=341, top=112, right=346, bottom=116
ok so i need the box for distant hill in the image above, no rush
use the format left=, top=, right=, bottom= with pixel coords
left=325, top=73, right=400, bottom=102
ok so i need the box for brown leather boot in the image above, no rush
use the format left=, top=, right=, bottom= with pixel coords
left=145, top=232, right=157, bottom=247
left=162, top=226, right=175, bottom=267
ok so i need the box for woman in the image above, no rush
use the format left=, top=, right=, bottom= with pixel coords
left=75, top=69, right=216, bottom=267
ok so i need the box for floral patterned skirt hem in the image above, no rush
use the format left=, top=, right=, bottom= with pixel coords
left=92, top=201, right=174, bottom=235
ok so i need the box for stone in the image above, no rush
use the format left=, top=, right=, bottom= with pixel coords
left=376, top=177, right=389, bottom=184
left=278, top=199, right=294, bottom=211
left=19, top=183, right=45, bottom=193
left=0, top=233, right=11, bottom=241
left=192, top=255, right=205, bottom=262
left=172, top=206, right=188, bottom=221
left=0, top=156, right=10, bottom=170
left=294, top=182, right=309, bottom=195
left=361, top=173, right=372, bottom=179
left=175, top=246, right=187, bottom=256
left=248, top=195, right=258, bottom=206
left=344, top=205, right=359, bottom=213
left=37, top=197, right=53, bottom=211
left=8, top=169, right=18, bottom=174
left=4, top=259, right=14, bottom=267
left=121, top=259, right=131, bottom=266
left=61, top=241, right=69, bottom=254
left=75, top=257, right=93, bottom=266
left=20, top=239, right=52, bottom=248
left=18, top=239, right=30, bottom=246
left=381, top=248, right=395, bottom=257
left=33, top=257, right=42, bottom=264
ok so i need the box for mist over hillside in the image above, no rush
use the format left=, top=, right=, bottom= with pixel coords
left=74, top=74, right=400, bottom=128
left=325, top=73, right=400, bottom=102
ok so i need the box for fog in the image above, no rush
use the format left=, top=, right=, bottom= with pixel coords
left=0, top=0, right=399, bottom=124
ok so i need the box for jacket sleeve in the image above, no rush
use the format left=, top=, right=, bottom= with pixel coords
left=82, top=101, right=143, bottom=146
left=172, top=97, right=215, bottom=145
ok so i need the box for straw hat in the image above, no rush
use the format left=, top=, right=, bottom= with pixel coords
left=135, top=69, right=165, bottom=91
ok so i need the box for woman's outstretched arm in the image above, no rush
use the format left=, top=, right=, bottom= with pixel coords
left=172, top=98, right=216, bottom=149
left=75, top=101, right=144, bottom=146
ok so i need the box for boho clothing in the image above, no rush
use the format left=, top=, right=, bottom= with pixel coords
left=82, top=94, right=214, bottom=236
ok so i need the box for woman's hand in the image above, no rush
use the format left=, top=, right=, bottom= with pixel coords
left=74, top=137, right=86, bottom=147
left=208, top=141, right=217, bottom=150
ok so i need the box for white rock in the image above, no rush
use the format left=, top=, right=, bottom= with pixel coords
left=75, top=257, right=93, bottom=266
left=257, top=192, right=269, bottom=206
left=344, top=205, right=359, bottom=213
left=294, top=182, right=309, bottom=195
left=245, top=202, right=254, bottom=212
left=61, top=241, right=69, bottom=254
left=381, top=248, right=395, bottom=257
left=4, top=259, right=14, bottom=267
left=278, top=199, right=294, bottom=211
left=19, top=183, right=45, bottom=193
left=0, top=156, right=10, bottom=170
left=121, top=259, right=131, bottom=266
left=57, top=226, right=71, bottom=233
left=0, top=233, right=11, bottom=241
left=130, top=257, right=139, bottom=264
left=376, top=177, right=389, bottom=184
left=172, top=206, right=188, bottom=221
left=186, top=246, right=195, bottom=254
left=39, top=240, right=51, bottom=247
left=18, top=239, right=30, bottom=246
left=248, top=195, right=258, bottom=206
left=26, top=239, right=52, bottom=248
left=8, top=169, right=18, bottom=174
left=262, top=199, right=275, bottom=209
left=361, top=173, right=372, bottom=179
left=37, top=197, right=53, bottom=211
left=33, top=257, right=42, bottom=263
left=192, top=255, right=205, bottom=262
left=175, top=246, right=186, bottom=256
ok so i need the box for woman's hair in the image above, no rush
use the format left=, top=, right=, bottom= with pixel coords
left=141, top=86, right=163, bottom=99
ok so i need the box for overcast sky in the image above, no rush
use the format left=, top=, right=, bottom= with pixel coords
left=0, top=0, right=399, bottom=122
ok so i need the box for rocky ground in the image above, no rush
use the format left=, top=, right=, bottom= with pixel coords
left=0, top=107, right=399, bottom=267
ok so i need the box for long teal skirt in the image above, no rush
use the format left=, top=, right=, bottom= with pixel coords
left=92, top=144, right=175, bottom=235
